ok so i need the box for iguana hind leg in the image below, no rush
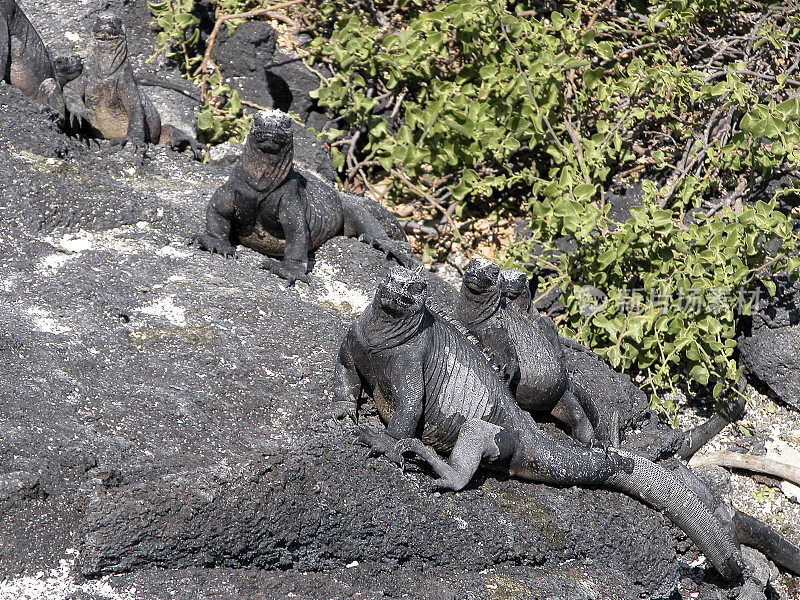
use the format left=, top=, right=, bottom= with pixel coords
left=550, top=389, right=594, bottom=445
left=342, top=198, right=415, bottom=267
left=396, top=418, right=503, bottom=491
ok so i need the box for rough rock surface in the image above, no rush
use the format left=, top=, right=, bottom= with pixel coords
left=0, top=78, right=699, bottom=600
left=3, top=2, right=798, bottom=598
left=739, top=274, right=800, bottom=411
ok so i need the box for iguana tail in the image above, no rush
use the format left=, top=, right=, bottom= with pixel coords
left=513, top=422, right=743, bottom=579
left=606, top=448, right=744, bottom=580
left=343, top=192, right=408, bottom=242
left=733, top=509, right=800, bottom=575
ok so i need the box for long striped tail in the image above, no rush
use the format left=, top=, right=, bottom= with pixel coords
left=607, top=449, right=744, bottom=580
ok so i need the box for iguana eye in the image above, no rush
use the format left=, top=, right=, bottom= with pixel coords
left=408, top=282, right=425, bottom=296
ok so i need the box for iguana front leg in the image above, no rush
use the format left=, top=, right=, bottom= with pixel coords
left=194, top=183, right=238, bottom=257
left=62, top=76, right=95, bottom=130
left=112, top=76, right=147, bottom=150
left=480, top=325, right=520, bottom=390
left=326, top=331, right=361, bottom=424
left=356, top=357, right=425, bottom=466
left=261, top=192, right=311, bottom=284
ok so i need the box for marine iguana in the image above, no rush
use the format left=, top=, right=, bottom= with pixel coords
left=457, top=258, right=602, bottom=444
left=194, top=108, right=414, bottom=284
left=0, top=0, right=65, bottom=115
left=62, top=13, right=203, bottom=158
left=54, top=54, right=201, bottom=102
left=499, top=265, right=746, bottom=458
left=492, top=266, right=800, bottom=579
left=499, top=267, right=614, bottom=356
left=332, top=266, right=744, bottom=580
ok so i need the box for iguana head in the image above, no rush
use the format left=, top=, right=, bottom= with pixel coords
left=250, top=109, right=294, bottom=155
left=53, top=55, right=83, bottom=87
left=499, top=268, right=531, bottom=301
left=91, top=13, right=127, bottom=75
left=377, top=266, right=427, bottom=316
left=463, top=258, right=501, bottom=295
left=92, top=13, right=124, bottom=42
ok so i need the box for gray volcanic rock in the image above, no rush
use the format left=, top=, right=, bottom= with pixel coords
left=739, top=326, right=800, bottom=411
left=739, top=275, right=800, bottom=411
left=212, top=18, right=337, bottom=180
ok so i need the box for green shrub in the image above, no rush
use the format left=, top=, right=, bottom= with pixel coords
left=147, top=0, right=253, bottom=143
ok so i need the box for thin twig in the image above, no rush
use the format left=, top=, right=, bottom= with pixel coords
left=582, top=0, right=613, bottom=35
left=391, top=169, right=459, bottom=234
left=689, top=450, right=800, bottom=488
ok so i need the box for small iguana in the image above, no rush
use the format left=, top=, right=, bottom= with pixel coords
left=332, top=266, right=744, bottom=580
left=194, top=108, right=415, bottom=284
left=62, top=13, right=203, bottom=158
left=457, top=258, right=603, bottom=444
left=1, top=0, right=65, bottom=116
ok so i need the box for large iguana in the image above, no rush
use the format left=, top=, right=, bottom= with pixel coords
left=0, top=0, right=65, bottom=115
left=194, top=108, right=415, bottom=284
left=62, top=13, right=203, bottom=158
left=332, top=266, right=745, bottom=580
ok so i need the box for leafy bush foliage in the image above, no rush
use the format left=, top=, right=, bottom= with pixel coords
left=309, top=0, right=800, bottom=407
left=147, top=0, right=252, bottom=143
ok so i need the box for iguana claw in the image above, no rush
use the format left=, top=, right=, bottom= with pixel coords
left=193, top=234, right=236, bottom=258
left=69, top=106, right=96, bottom=130
left=355, top=426, right=404, bottom=467
left=261, top=258, right=310, bottom=285
left=109, top=136, right=146, bottom=154
left=320, top=400, right=358, bottom=425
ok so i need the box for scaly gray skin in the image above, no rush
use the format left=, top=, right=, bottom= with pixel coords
left=499, top=267, right=604, bottom=356
left=62, top=13, right=203, bottom=158
left=0, top=0, right=65, bottom=116
left=458, top=258, right=601, bottom=444
left=195, top=108, right=415, bottom=284
left=55, top=54, right=200, bottom=102
left=333, top=266, right=744, bottom=581
left=671, top=460, right=800, bottom=580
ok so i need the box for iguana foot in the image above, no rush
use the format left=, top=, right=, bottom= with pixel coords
left=165, top=132, right=207, bottom=161
left=355, top=426, right=404, bottom=467
left=187, top=140, right=207, bottom=161
left=68, top=106, right=96, bottom=130
left=193, top=234, right=236, bottom=257
left=38, top=103, right=63, bottom=124
left=368, top=237, right=416, bottom=268
left=109, top=136, right=146, bottom=154
left=319, top=400, right=358, bottom=425
left=261, top=258, right=310, bottom=285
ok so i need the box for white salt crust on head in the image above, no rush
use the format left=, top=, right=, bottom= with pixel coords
left=254, top=109, right=293, bottom=130
left=468, top=257, right=500, bottom=273
left=500, top=268, right=527, bottom=284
